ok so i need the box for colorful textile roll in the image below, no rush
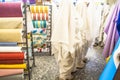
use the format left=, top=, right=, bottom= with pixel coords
left=32, top=20, right=47, bottom=28
left=0, top=2, right=22, bottom=17
left=30, top=5, right=49, bottom=13
left=0, top=52, right=24, bottom=60
left=0, top=18, right=23, bottom=29
left=0, top=42, right=17, bottom=46
left=0, top=60, right=24, bottom=64
left=0, top=29, right=22, bottom=42
left=31, top=13, right=48, bottom=21
left=0, top=63, right=26, bottom=69
left=32, top=28, right=46, bottom=34
left=0, top=69, right=23, bottom=77
left=0, top=46, right=22, bottom=52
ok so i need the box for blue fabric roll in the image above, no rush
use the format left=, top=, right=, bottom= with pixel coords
left=99, top=38, right=120, bottom=80
left=0, top=42, right=17, bottom=46
left=117, top=11, right=120, bottom=36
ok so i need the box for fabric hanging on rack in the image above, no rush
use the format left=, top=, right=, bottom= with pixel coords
left=32, top=20, right=47, bottom=28
left=0, top=18, right=23, bottom=29
left=0, top=69, right=23, bottom=77
left=116, top=12, right=120, bottom=36
left=0, top=60, right=24, bottom=64
left=0, top=63, right=26, bottom=69
left=0, top=52, right=24, bottom=60
left=0, top=46, right=22, bottom=52
left=31, top=13, right=48, bottom=21
left=102, top=0, right=120, bottom=58
left=0, top=42, right=17, bottom=46
left=30, top=5, right=49, bottom=13
left=0, top=2, right=23, bottom=17
left=0, top=29, right=22, bottom=42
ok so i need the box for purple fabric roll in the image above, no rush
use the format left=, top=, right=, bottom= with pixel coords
left=29, top=0, right=36, bottom=4
left=103, top=1, right=120, bottom=58
left=0, top=2, right=22, bottom=17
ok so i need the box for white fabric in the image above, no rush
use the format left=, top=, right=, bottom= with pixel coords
left=0, top=47, right=22, bottom=52
left=51, top=0, right=85, bottom=79
left=51, top=0, right=76, bottom=54
left=27, top=8, right=34, bottom=33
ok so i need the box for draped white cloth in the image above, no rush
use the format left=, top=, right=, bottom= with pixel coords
left=51, top=0, right=84, bottom=79
left=51, top=0, right=76, bottom=54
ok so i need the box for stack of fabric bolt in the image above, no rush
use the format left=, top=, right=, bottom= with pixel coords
left=0, top=2, right=26, bottom=77
left=30, top=5, right=49, bottom=52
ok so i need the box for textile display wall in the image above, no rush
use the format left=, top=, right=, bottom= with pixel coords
left=0, top=2, right=26, bottom=77
left=30, top=5, right=50, bottom=53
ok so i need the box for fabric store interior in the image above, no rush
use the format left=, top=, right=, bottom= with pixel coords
left=0, top=0, right=120, bottom=80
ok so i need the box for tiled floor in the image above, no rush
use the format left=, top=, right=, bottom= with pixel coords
left=31, top=46, right=106, bottom=80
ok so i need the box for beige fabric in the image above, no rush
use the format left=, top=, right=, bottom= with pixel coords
left=98, top=4, right=110, bottom=44
left=0, top=18, right=23, bottom=29
left=51, top=0, right=75, bottom=54
left=51, top=0, right=86, bottom=79
left=0, top=29, right=22, bottom=42
left=106, top=0, right=117, bottom=6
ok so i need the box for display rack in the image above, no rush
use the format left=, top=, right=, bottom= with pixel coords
left=0, top=2, right=33, bottom=80
left=30, top=4, right=52, bottom=56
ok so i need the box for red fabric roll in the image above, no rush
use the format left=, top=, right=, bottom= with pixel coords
left=0, top=60, right=24, bottom=64
left=0, top=2, right=23, bottom=17
left=0, top=52, right=24, bottom=60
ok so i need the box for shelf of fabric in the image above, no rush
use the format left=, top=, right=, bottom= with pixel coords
left=30, top=4, right=52, bottom=55
left=0, top=2, right=31, bottom=80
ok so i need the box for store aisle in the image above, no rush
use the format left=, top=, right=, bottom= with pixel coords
left=31, top=46, right=106, bottom=80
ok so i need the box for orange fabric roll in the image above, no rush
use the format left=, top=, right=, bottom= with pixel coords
left=0, top=52, right=24, bottom=60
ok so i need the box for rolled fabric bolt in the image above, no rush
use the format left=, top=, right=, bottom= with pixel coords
left=0, top=2, right=23, bottom=17
left=30, top=6, right=35, bottom=13
left=0, top=42, right=17, bottom=46
left=0, top=52, right=24, bottom=60
left=43, top=6, right=49, bottom=13
left=0, top=46, right=22, bottom=52
left=0, top=63, right=26, bottom=69
left=0, top=60, right=24, bottom=64
left=0, top=69, right=23, bottom=77
left=0, top=29, right=22, bottom=42
left=36, top=6, right=39, bottom=13
left=44, top=20, right=47, bottom=28
left=42, top=13, right=45, bottom=20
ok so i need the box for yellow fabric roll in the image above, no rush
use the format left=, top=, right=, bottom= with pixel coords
left=43, top=6, right=49, bottom=13
left=0, top=29, right=22, bottom=42
left=0, top=64, right=26, bottom=69
left=30, top=6, right=35, bottom=13
left=0, top=18, right=23, bottom=29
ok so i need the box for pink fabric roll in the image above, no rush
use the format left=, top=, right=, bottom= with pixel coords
left=0, top=69, right=23, bottom=77
left=0, top=2, right=22, bottom=17
left=31, top=13, right=48, bottom=21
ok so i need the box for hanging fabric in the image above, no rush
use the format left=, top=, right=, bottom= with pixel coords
left=102, top=1, right=120, bottom=58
